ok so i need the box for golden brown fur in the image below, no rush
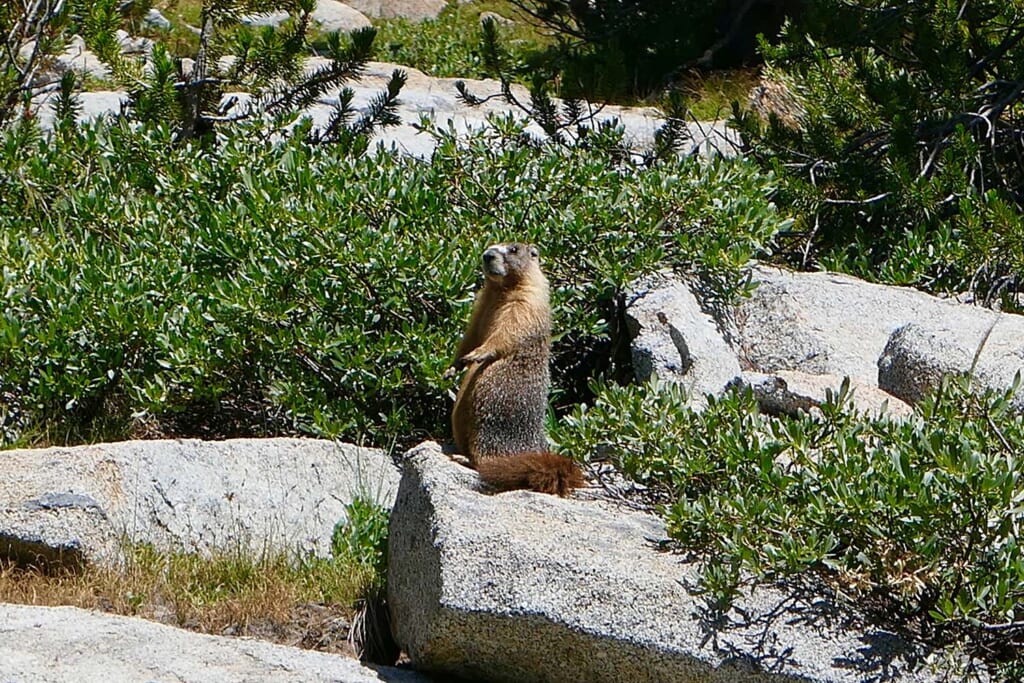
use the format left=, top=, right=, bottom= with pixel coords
left=450, top=242, right=583, bottom=496
left=475, top=452, right=585, bottom=497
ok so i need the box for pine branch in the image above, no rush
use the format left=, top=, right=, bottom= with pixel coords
left=313, top=68, right=406, bottom=147
left=175, top=5, right=216, bottom=142
left=1, top=0, right=69, bottom=127
left=350, top=68, right=406, bottom=137
left=50, top=69, right=80, bottom=132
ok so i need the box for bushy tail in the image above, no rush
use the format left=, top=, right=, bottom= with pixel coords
left=475, top=452, right=585, bottom=497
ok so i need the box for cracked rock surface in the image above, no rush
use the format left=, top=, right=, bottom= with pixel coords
left=1, top=438, right=399, bottom=569
left=0, top=603, right=430, bottom=683
left=387, top=442, right=985, bottom=682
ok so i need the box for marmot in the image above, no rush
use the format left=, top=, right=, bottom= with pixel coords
left=450, top=242, right=584, bottom=496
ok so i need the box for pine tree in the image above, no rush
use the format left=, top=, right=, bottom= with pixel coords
left=0, top=0, right=71, bottom=130
left=2, top=0, right=405, bottom=147
left=736, top=0, right=1024, bottom=301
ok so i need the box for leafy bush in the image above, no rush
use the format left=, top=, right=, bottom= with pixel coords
left=0, top=115, right=787, bottom=449
left=737, top=0, right=1024, bottom=305
left=553, top=376, right=1024, bottom=668
left=331, top=497, right=390, bottom=590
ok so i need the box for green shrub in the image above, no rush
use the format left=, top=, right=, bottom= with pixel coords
left=331, top=497, right=390, bottom=590
left=510, top=0, right=791, bottom=100
left=372, top=1, right=546, bottom=80
left=737, top=0, right=1024, bottom=304
left=552, top=375, right=1024, bottom=668
left=0, top=115, right=788, bottom=448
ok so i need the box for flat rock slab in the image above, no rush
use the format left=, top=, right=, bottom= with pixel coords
left=388, top=442, right=982, bottom=683
left=0, top=603, right=430, bottom=683
left=1, top=438, right=399, bottom=568
left=730, top=266, right=963, bottom=385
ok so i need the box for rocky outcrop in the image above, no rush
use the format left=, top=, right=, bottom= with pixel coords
left=627, top=273, right=741, bottom=407
left=878, top=314, right=1024, bottom=410
left=0, top=438, right=399, bottom=569
left=18, top=34, right=111, bottom=86
left=387, top=441, right=981, bottom=683
left=243, top=0, right=447, bottom=22
left=29, top=58, right=737, bottom=160
left=630, top=265, right=1024, bottom=417
left=479, top=10, right=514, bottom=26
left=241, top=0, right=372, bottom=31
left=56, top=35, right=112, bottom=80
left=313, top=0, right=374, bottom=31
left=143, top=8, right=172, bottom=30
left=0, top=603, right=430, bottom=683
left=344, top=0, right=448, bottom=21
left=729, top=265, right=960, bottom=385
left=114, top=29, right=153, bottom=55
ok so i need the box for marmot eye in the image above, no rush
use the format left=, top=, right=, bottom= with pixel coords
left=508, top=245, right=518, bottom=254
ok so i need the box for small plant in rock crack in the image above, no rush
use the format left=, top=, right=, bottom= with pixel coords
left=331, top=497, right=390, bottom=587
left=332, top=497, right=397, bottom=664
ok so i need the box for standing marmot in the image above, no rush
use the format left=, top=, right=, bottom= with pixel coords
left=450, top=242, right=584, bottom=496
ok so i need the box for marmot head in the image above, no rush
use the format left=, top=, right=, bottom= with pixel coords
left=482, top=242, right=541, bottom=284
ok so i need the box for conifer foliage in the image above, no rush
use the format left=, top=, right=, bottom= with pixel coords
left=1, top=0, right=405, bottom=146
left=736, top=0, right=1024, bottom=302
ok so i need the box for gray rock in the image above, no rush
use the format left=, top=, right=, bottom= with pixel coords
left=0, top=603, right=430, bottom=683
left=58, top=35, right=112, bottom=80
left=242, top=1, right=373, bottom=30
left=49, top=90, right=129, bottom=127
left=479, top=10, right=514, bottom=25
left=143, top=8, right=172, bottom=30
left=388, top=442, right=983, bottom=683
left=18, top=35, right=111, bottom=85
left=731, top=370, right=915, bottom=419
left=730, top=265, right=962, bottom=385
left=626, top=273, right=741, bottom=407
left=1, top=438, right=399, bottom=569
left=345, top=0, right=447, bottom=21
left=314, top=0, right=373, bottom=31
left=115, top=29, right=153, bottom=55
left=878, top=313, right=1024, bottom=410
